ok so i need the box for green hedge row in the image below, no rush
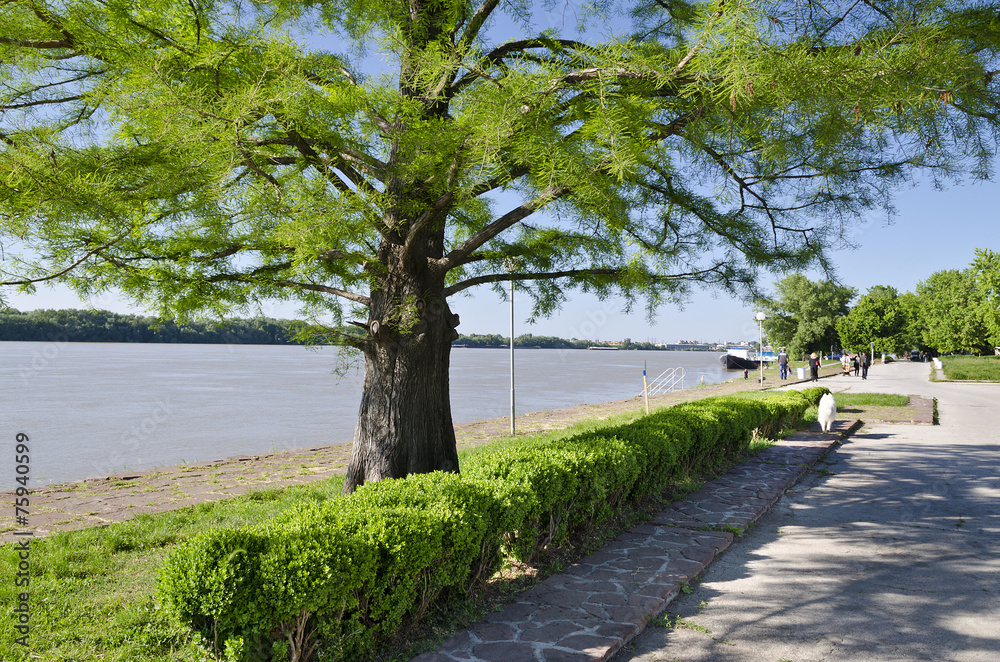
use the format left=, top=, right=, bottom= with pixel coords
left=157, top=392, right=815, bottom=661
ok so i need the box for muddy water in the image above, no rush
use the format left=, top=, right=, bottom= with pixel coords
left=1, top=342, right=731, bottom=488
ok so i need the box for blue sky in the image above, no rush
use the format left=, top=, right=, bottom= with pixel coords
left=3, top=4, right=996, bottom=343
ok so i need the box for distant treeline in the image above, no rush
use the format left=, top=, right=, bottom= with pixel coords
left=0, top=308, right=308, bottom=344
left=0, top=310, right=688, bottom=349
left=454, top=333, right=672, bottom=350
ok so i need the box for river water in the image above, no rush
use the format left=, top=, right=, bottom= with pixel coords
left=1, top=342, right=734, bottom=489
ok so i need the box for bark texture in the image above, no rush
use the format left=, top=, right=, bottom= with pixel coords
left=343, top=290, right=460, bottom=492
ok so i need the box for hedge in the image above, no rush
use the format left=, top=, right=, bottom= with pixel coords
left=157, top=392, right=811, bottom=661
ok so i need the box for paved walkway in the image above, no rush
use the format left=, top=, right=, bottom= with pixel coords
left=613, top=361, right=1000, bottom=662
left=415, top=361, right=1000, bottom=662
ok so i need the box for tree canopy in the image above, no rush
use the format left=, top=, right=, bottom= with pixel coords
left=835, top=284, right=907, bottom=354
left=971, top=248, right=1000, bottom=348
left=0, top=307, right=308, bottom=343
left=756, top=273, right=855, bottom=357
left=916, top=267, right=992, bottom=354
left=5, top=0, right=1000, bottom=488
left=4, top=0, right=1000, bottom=318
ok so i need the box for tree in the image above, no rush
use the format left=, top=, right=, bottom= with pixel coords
left=971, top=248, right=1000, bottom=349
left=756, top=274, right=855, bottom=357
left=836, top=285, right=907, bottom=355
left=4, top=1, right=1000, bottom=491
left=898, top=290, right=928, bottom=353
left=916, top=269, right=991, bottom=354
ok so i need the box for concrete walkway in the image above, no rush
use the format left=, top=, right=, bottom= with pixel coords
left=416, top=361, right=999, bottom=661
left=613, top=361, right=1000, bottom=662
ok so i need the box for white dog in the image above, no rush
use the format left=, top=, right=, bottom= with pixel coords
left=817, top=393, right=837, bottom=433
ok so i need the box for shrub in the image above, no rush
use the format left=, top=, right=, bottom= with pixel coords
left=158, top=393, right=811, bottom=660
left=799, top=386, right=831, bottom=405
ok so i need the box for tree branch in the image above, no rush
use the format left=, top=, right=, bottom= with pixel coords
left=443, top=262, right=742, bottom=297
left=444, top=267, right=621, bottom=297
left=270, top=280, right=370, bottom=306
left=0, top=94, right=84, bottom=111
left=0, top=228, right=133, bottom=287
left=437, top=184, right=570, bottom=272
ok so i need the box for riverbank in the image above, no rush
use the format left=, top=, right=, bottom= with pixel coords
left=2, top=362, right=853, bottom=541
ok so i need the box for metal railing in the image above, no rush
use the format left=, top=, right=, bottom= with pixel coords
left=646, top=366, right=686, bottom=396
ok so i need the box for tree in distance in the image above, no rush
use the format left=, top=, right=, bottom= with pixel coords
left=5, top=1, right=1000, bottom=491
left=917, top=267, right=992, bottom=354
left=971, top=248, right=1000, bottom=349
left=836, top=285, right=908, bottom=355
left=756, top=274, right=855, bottom=358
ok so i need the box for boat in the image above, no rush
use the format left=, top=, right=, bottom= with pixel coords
left=718, top=347, right=770, bottom=370
left=587, top=346, right=619, bottom=350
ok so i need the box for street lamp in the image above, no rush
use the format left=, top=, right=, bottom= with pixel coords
left=755, top=312, right=766, bottom=388
left=509, top=275, right=515, bottom=435
left=504, top=260, right=517, bottom=435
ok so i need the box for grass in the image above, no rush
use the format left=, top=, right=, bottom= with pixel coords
left=1, top=478, right=349, bottom=661
left=939, top=355, right=1000, bottom=381
left=834, top=393, right=910, bottom=407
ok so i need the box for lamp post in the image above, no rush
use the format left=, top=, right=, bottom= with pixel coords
left=503, top=261, right=516, bottom=436
left=755, top=312, right=766, bottom=388
left=509, top=275, right=516, bottom=435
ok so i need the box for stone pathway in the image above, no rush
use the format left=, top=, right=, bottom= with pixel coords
left=413, top=423, right=857, bottom=662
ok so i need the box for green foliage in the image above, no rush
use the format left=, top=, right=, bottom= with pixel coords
left=836, top=285, right=908, bottom=355
left=971, top=248, right=1000, bottom=348
left=158, top=472, right=505, bottom=660
left=898, top=291, right=928, bottom=353
left=4, top=1, right=1000, bottom=324
left=799, top=386, right=832, bottom=406
left=157, top=392, right=810, bottom=660
left=916, top=268, right=991, bottom=354
left=454, top=333, right=693, bottom=350
left=756, top=274, right=855, bottom=357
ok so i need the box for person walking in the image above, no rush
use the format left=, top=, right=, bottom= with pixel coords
left=861, top=352, right=870, bottom=379
left=809, top=352, right=820, bottom=381
left=778, top=348, right=789, bottom=379
left=841, top=353, right=851, bottom=376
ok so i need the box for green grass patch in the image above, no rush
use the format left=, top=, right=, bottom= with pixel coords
left=940, top=355, right=1000, bottom=381
left=834, top=393, right=909, bottom=407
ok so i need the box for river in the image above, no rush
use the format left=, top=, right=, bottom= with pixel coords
left=1, top=342, right=735, bottom=489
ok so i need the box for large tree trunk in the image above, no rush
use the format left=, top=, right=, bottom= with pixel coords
left=343, top=22, right=461, bottom=492
left=343, top=263, right=461, bottom=493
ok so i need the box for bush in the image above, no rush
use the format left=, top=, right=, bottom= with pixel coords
left=799, top=386, right=831, bottom=405
left=158, top=393, right=810, bottom=661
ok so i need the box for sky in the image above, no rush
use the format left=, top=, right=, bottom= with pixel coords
left=3, top=3, right=997, bottom=344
